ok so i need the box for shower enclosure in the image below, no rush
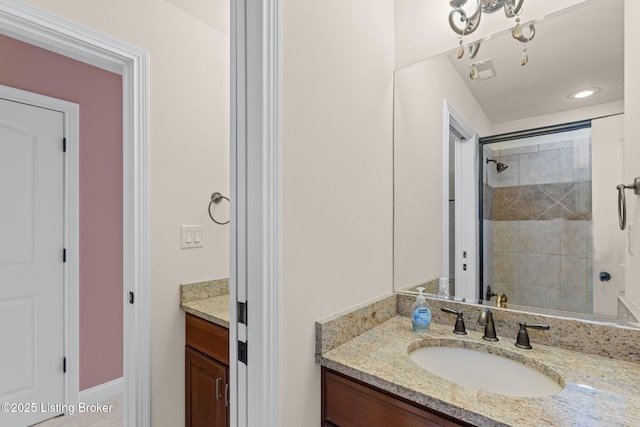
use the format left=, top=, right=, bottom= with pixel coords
left=480, top=122, right=593, bottom=314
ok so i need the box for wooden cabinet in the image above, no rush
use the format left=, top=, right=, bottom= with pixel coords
left=322, top=368, right=473, bottom=427
left=186, top=313, right=229, bottom=427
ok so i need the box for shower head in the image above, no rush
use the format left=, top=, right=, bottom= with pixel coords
left=487, top=158, right=509, bottom=173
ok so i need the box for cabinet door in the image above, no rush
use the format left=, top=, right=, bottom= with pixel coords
left=186, top=347, right=228, bottom=427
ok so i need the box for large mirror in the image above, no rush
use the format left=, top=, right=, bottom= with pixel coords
left=393, top=0, right=627, bottom=321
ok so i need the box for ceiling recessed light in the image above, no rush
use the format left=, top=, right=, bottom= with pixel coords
left=569, top=88, right=600, bottom=99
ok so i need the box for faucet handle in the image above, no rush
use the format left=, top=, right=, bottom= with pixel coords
left=515, top=322, right=550, bottom=349
left=441, top=307, right=467, bottom=335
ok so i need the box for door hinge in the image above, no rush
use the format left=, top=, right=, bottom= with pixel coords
left=238, top=340, right=247, bottom=365
left=63, top=357, right=67, bottom=373
left=129, top=292, right=134, bottom=304
left=237, top=301, right=247, bottom=325
left=63, top=137, right=67, bottom=152
left=63, top=248, right=67, bottom=263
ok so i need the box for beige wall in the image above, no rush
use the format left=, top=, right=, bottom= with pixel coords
left=280, top=0, right=395, bottom=425
left=592, top=114, right=625, bottom=316
left=624, top=0, right=640, bottom=306
left=21, top=1, right=230, bottom=426
left=393, top=56, right=492, bottom=289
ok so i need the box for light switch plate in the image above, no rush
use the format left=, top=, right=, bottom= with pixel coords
left=181, top=225, right=203, bottom=249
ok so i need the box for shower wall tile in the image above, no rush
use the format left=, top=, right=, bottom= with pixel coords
left=561, top=256, right=589, bottom=292
left=519, top=150, right=560, bottom=185
left=483, top=183, right=494, bottom=220
left=486, top=140, right=593, bottom=315
left=558, top=182, right=592, bottom=219
left=560, top=289, right=592, bottom=314
left=560, top=146, right=592, bottom=183
left=488, top=220, right=594, bottom=315
left=493, top=186, right=521, bottom=201
left=512, top=188, right=556, bottom=219
left=518, top=253, right=560, bottom=289
left=561, top=221, right=590, bottom=257
left=493, top=221, right=518, bottom=252
left=540, top=183, right=577, bottom=201
left=494, top=252, right=518, bottom=283
left=483, top=220, right=494, bottom=288
left=538, top=203, right=582, bottom=221
left=492, top=182, right=592, bottom=222
left=518, top=220, right=561, bottom=254
left=520, top=286, right=561, bottom=311
left=492, top=192, right=510, bottom=220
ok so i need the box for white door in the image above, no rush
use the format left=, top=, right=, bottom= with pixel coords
left=445, top=105, right=479, bottom=302
left=454, top=135, right=479, bottom=301
left=0, top=98, right=65, bottom=426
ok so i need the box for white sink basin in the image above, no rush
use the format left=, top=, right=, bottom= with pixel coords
left=409, top=345, right=564, bottom=397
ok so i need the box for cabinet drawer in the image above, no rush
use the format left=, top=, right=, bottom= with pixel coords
left=322, top=368, right=471, bottom=427
left=186, top=313, right=229, bottom=365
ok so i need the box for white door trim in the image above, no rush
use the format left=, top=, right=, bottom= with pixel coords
left=0, top=85, right=79, bottom=417
left=0, top=2, right=150, bottom=426
left=442, top=101, right=479, bottom=300
left=231, top=0, right=280, bottom=426
left=454, top=134, right=479, bottom=300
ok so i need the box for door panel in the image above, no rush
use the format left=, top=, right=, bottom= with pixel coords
left=0, top=121, right=34, bottom=266
left=0, top=98, right=65, bottom=426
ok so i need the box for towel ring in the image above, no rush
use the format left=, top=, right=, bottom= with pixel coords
left=208, top=192, right=230, bottom=225
left=617, top=177, right=640, bottom=230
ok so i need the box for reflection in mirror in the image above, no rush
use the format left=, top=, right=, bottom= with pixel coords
left=480, top=124, right=593, bottom=314
left=393, top=0, right=628, bottom=323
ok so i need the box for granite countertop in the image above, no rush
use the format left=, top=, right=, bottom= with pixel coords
left=180, top=278, right=229, bottom=328
left=181, top=294, right=230, bottom=328
left=318, top=315, right=640, bottom=426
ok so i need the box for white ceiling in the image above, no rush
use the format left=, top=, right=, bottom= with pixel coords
left=446, top=0, right=624, bottom=124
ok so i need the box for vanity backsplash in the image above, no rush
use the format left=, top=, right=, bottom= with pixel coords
left=316, top=293, right=640, bottom=365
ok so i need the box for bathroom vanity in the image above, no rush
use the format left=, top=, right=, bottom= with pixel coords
left=181, top=280, right=230, bottom=427
left=316, top=293, right=640, bottom=426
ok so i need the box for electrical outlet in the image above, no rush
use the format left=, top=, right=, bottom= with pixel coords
left=181, top=225, right=203, bottom=249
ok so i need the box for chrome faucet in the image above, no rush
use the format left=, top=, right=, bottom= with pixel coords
left=477, top=308, right=498, bottom=341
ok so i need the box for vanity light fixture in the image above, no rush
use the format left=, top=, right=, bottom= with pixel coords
left=450, top=0, right=535, bottom=73
left=568, top=87, right=600, bottom=99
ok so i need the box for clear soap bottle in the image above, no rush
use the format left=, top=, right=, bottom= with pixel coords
left=411, top=286, right=432, bottom=332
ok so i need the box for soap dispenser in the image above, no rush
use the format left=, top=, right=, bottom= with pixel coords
left=411, top=287, right=432, bottom=332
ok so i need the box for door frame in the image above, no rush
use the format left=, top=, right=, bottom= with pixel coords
left=231, top=0, right=281, bottom=426
left=0, top=84, right=79, bottom=414
left=442, top=101, right=479, bottom=301
left=0, top=2, right=150, bottom=426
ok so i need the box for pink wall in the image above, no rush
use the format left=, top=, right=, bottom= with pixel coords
left=0, top=34, right=123, bottom=390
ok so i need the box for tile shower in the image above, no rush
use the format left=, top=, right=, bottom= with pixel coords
left=482, top=129, right=593, bottom=314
